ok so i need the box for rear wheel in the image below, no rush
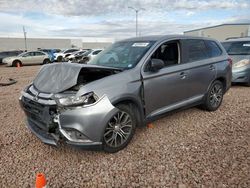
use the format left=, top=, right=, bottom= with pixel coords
left=103, top=104, right=136, bottom=153
left=43, top=59, right=50, bottom=64
left=202, top=80, right=224, bottom=111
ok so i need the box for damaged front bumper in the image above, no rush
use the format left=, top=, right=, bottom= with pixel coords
left=19, top=89, right=118, bottom=148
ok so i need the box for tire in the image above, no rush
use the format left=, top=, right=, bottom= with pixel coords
left=246, top=77, right=250, bottom=87
left=57, top=56, right=63, bottom=62
left=43, top=59, right=50, bottom=64
left=202, top=80, right=224, bottom=111
left=103, top=104, right=136, bottom=153
left=12, top=60, right=22, bottom=67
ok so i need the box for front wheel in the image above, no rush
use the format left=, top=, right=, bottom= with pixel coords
left=103, top=104, right=136, bottom=153
left=202, top=80, right=224, bottom=111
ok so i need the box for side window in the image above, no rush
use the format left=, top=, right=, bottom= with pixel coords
left=205, top=40, right=222, bottom=58
left=184, top=39, right=208, bottom=62
left=35, top=52, right=45, bottom=56
left=22, top=52, right=32, bottom=57
left=93, top=50, right=102, bottom=55
left=66, top=49, right=78, bottom=53
left=150, top=41, right=179, bottom=67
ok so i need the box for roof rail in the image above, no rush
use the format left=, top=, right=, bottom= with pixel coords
left=226, top=36, right=250, bottom=40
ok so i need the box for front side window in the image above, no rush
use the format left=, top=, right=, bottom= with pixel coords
left=222, top=41, right=250, bottom=55
left=21, top=52, right=33, bottom=57
left=150, top=41, right=180, bottom=67
left=89, top=41, right=155, bottom=69
left=184, top=39, right=209, bottom=62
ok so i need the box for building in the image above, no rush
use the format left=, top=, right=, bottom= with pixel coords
left=0, top=37, right=113, bottom=51
left=184, top=23, right=250, bottom=41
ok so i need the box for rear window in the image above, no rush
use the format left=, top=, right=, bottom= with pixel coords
left=205, top=40, right=222, bottom=57
left=222, top=41, right=250, bottom=55
left=184, top=39, right=209, bottom=62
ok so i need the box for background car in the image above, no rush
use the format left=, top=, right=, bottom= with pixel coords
left=0, top=50, right=23, bottom=64
left=98, top=51, right=119, bottom=64
left=38, top=48, right=60, bottom=62
left=65, top=49, right=90, bottom=62
left=222, top=37, right=250, bottom=86
left=54, top=48, right=79, bottom=62
left=3, top=51, right=50, bottom=67
left=87, top=49, right=103, bottom=61
left=78, top=49, right=103, bottom=64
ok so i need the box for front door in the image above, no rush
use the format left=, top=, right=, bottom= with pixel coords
left=142, top=40, right=193, bottom=118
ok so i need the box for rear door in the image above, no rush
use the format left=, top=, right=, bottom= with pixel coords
left=180, top=39, right=218, bottom=97
left=21, top=52, right=34, bottom=65
left=34, top=51, right=46, bottom=64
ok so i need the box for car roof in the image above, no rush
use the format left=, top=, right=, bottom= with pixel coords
left=119, top=35, right=213, bottom=42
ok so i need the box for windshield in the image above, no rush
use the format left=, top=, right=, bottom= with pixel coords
left=88, top=41, right=155, bottom=69
left=222, top=41, right=250, bottom=55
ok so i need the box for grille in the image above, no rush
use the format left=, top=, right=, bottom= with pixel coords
left=22, top=96, right=56, bottom=131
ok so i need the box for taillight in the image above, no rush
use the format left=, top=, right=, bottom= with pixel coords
left=228, top=57, right=233, bottom=67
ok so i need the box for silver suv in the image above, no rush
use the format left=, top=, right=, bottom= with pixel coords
left=20, top=35, right=232, bottom=152
left=222, top=37, right=250, bottom=86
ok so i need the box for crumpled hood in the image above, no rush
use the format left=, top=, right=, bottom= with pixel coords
left=33, top=63, right=85, bottom=93
left=33, top=63, right=121, bottom=94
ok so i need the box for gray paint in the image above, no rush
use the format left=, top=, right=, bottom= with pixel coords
left=20, top=34, right=232, bottom=148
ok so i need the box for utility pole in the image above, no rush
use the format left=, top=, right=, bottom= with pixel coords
left=23, top=26, right=27, bottom=51
left=128, top=6, right=145, bottom=37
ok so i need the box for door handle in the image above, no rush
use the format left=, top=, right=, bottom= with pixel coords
left=180, top=72, right=187, bottom=79
left=209, top=65, right=215, bottom=70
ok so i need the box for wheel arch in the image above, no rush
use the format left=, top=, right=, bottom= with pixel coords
left=112, top=96, right=145, bottom=127
left=12, top=59, right=22, bottom=66
left=214, top=76, right=227, bottom=93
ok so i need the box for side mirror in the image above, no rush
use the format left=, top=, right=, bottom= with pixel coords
left=149, top=58, right=165, bottom=72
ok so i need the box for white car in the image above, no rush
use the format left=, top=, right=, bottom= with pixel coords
left=98, top=51, right=119, bottom=64
left=54, top=48, right=79, bottom=62
left=3, top=51, right=50, bottom=67
left=87, top=49, right=103, bottom=61
left=66, top=50, right=88, bottom=61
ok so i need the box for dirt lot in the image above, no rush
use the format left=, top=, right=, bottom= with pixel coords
left=0, top=65, right=249, bottom=187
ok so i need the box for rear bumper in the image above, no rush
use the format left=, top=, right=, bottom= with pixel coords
left=20, top=91, right=118, bottom=149
left=232, top=68, right=250, bottom=83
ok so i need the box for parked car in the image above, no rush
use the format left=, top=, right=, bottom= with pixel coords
left=0, top=50, right=23, bottom=63
left=65, top=50, right=90, bottom=62
left=19, top=35, right=231, bottom=152
left=87, top=49, right=103, bottom=61
left=78, top=49, right=103, bottom=64
left=38, top=48, right=61, bottom=62
left=3, top=51, right=50, bottom=67
left=222, top=38, right=250, bottom=86
left=54, top=48, right=79, bottom=62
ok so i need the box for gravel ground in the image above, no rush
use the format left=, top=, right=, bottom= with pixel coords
left=0, top=65, right=249, bottom=187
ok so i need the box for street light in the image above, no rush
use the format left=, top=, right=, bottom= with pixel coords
left=128, top=6, right=145, bottom=37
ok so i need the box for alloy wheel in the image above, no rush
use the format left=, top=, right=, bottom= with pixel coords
left=209, top=83, right=223, bottom=108
left=104, top=111, right=133, bottom=148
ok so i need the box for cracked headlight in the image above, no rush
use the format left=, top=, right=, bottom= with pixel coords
left=57, top=92, right=97, bottom=107
left=233, top=59, right=250, bottom=68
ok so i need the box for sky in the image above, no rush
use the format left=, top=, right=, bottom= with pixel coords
left=0, top=0, right=249, bottom=40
